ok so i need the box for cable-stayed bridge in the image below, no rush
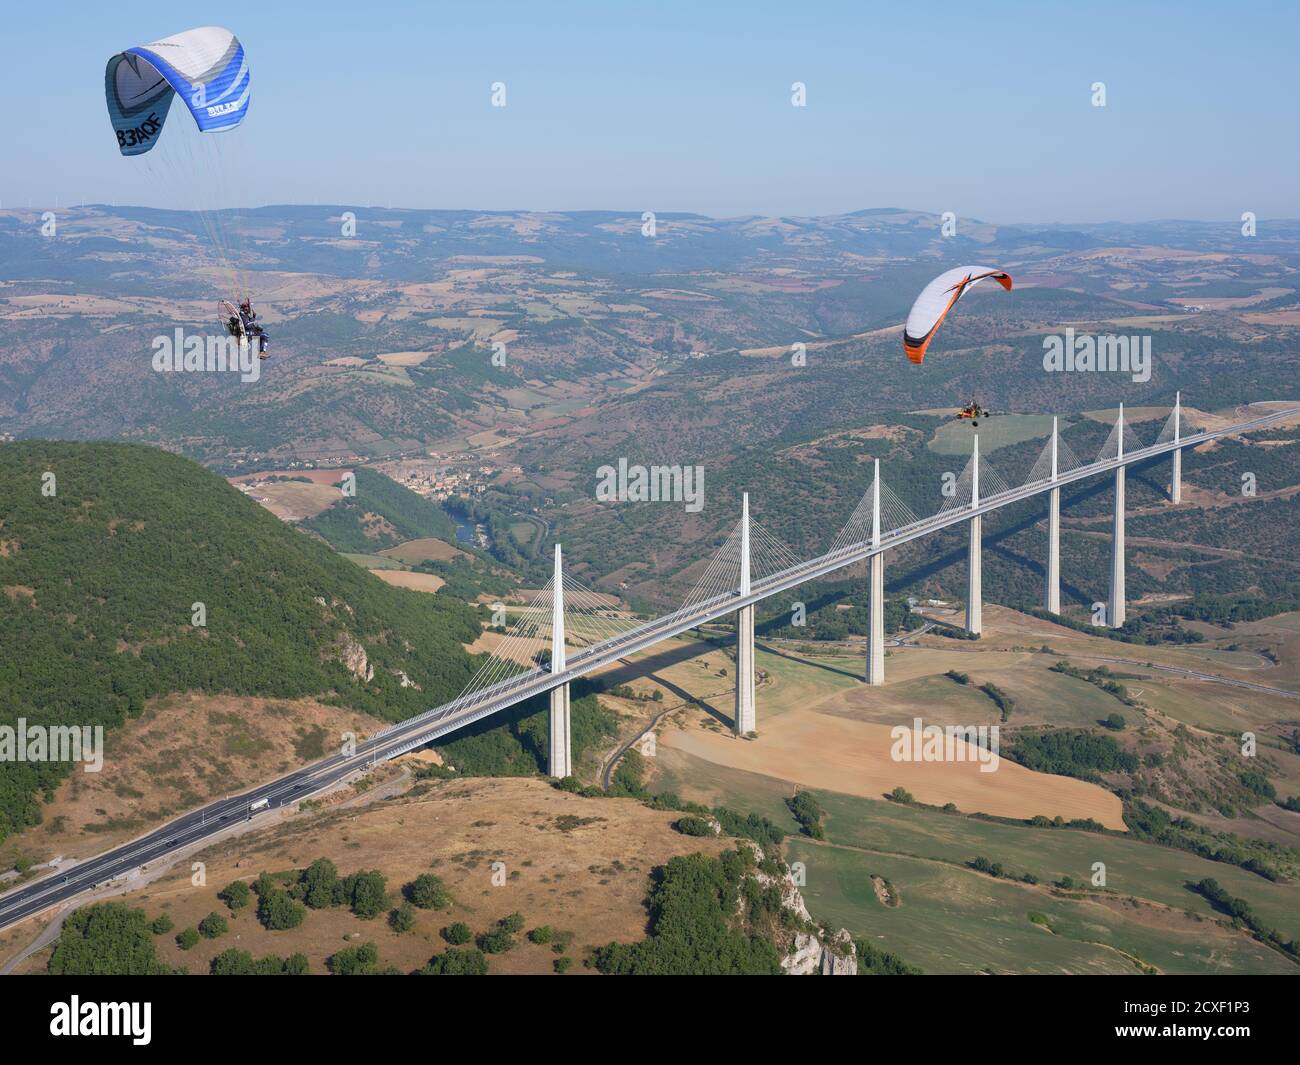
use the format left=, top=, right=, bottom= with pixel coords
left=0, top=396, right=1295, bottom=930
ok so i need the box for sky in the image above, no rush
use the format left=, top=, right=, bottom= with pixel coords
left=4, top=0, right=1298, bottom=223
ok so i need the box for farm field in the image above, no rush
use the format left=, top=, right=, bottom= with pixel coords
left=660, top=711, right=1125, bottom=827
left=372, top=570, right=445, bottom=593
left=788, top=840, right=1296, bottom=975
left=806, top=788, right=1300, bottom=943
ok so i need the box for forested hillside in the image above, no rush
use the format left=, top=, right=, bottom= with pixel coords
left=0, top=442, right=479, bottom=844
left=300, top=466, right=457, bottom=553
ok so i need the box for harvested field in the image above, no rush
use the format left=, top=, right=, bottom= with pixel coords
left=372, top=570, right=445, bottom=594
left=661, top=710, right=1125, bottom=829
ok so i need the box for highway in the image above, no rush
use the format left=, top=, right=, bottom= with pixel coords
left=1, top=404, right=1295, bottom=932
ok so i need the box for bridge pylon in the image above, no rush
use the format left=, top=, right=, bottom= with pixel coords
left=866, top=460, right=885, bottom=685
left=548, top=544, right=573, bottom=777
left=1045, top=416, right=1061, bottom=614
left=1171, top=391, right=1183, bottom=504
left=1109, top=405, right=1127, bottom=628
left=966, top=435, right=983, bottom=635
left=734, top=494, right=756, bottom=735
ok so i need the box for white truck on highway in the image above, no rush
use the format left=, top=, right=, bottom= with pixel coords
left=249, top=798, right=270, bottom=813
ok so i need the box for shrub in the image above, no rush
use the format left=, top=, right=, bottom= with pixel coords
left=176, top=927, right=200, bottom=951
left=149, top=914, right=174, bottom=935
left=404, top=873, right=451, bottom=910
left=476, top=928, right=515, bottom=954
left=257, top=889, right=306, bottom=931
left=342, top=870, right=388, bottom=919
left=330, top=942, right=380, bottom=975
left=198, top=912, right=229, bottom=939
left=787, top=790, right=825, bottom=840
left=422, top=948, right=488, bottom=975
left=301, top=858, right=340, bottom=909
left=211, top=949, right=308, bottom=975
left=443, top=922, right=472, bottom=945
left=218, top=880, right=251, bottom=912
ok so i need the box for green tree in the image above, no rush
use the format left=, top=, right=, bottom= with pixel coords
left=301, top=858, right=340, bottom=909
left=198, top=912, right=229, bottom=939
left=257, top=888, right=306, bottom=931
left=330, top=942, right=380, bottom=975
left=343, top=870, right=388, bottom=919
left=218, top=879, right=251, bottom=911
left=422, top=948, right=488, bottom=975
left=210, top=949, right=256, bottom=975
left=590, top=850, right=782, bottom=976
left=404, top=873, right=451, bottom=910
left=390, top=902, right=416, bottom=933
left=48, top=903, right=174, bottom=975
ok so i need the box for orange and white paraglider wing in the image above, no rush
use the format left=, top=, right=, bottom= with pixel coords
left=903, top=266, right=1012, bottom=364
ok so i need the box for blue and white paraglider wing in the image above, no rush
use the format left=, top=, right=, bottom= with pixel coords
left=105, top=26, right=250, bottom=156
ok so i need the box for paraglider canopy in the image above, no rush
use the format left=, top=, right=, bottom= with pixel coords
left=903, top=266, right=1012, bottom=364
left=105, top=26, right=250, bottom=156
left=105, top=26, right=253, bottom=296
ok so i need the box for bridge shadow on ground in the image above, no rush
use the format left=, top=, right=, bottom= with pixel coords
left=755, top=639, right=863, bottom=682
left=594, top=638, right=733, bottom=728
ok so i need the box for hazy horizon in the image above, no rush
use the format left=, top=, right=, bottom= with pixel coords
left=9, top=202, right=1299, bottom=230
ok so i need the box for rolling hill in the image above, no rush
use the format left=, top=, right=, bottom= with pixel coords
left=0, top=441, right=480, bottom=844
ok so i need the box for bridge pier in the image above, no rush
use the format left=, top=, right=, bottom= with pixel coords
left=1045, top=417, right=1060, bottom=614
left=735, top=493, right=756, bottom=735
left=1109, top=406, right=1126, bottom=629
left=866, top=554, right=885, bottom=684
left=966, top=436, right=982, bottom=636
left=1170, top=391, right=1183, bottom=504
left=865, top=460, right=885, bottom=685
left=548, top=544, right=573, bottom=777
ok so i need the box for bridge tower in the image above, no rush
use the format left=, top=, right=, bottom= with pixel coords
left=866, top=459, right=886, bottom=685
left=548, top=544, right=572, bottom=777
left=966, top=435, right=983, bottom=635
left=734, top=494, right=757, bottom=735
left=1170, top=391, right=1183, bottom=504
left=1109, top=405, right=1127, bottom=629
left=1044, top=416, right=1061, bottom=614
